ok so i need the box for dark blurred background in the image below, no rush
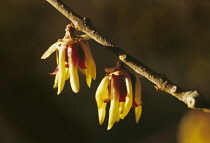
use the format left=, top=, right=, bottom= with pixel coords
left=1, top=0, right=210, bottom=143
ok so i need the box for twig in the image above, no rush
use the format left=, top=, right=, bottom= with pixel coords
left=45, top=0, right=210, bottom=113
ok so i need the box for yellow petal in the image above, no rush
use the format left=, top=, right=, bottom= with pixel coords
left=80, top=34, right=91, bottom=40
left=63, top=38, right=75, bottom=45
left=57, top=46, right=66, bottom=95
left=65, top=68, right=70, bottom=80
left=120, top=76, right=133, bottom=119
left=41, top=43, right=57, bottom=59
left=135, top=106, right=142, bottom=123
left=90, top=59, right=96, bottom=80
left=134, top=77, right=142, bottom=105
left=98, top=103, right=107, bottom=125
left=80, top=41, right=96, bottom=80
left=107, top=95, right=119, bottom=130
left=95, top=76, right=110, bottom=109
left=107, top=77, right=120, bottom=130
left=116, top=102, right=125, bottom=122
left=56, top=50, right=58, bottom=64
left=79, top=67, right=92, bottom=87
left=69, top=53, right=79, bottom=93
left=53, top=73, right=58, bottom=88
left=85, top=68, right=92, bottom=87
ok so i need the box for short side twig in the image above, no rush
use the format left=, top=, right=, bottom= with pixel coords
left=45, top=0, right=210, bottom=113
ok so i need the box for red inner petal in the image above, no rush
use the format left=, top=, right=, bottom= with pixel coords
left=104, top=98, right=110, bottom=103
left=67, top=43, right=79, bottom=66
left=104, top=80, right=112, bottom=103
left=77, top=43, right=86, bottom=69
left=119, top=76, right=127, bottom=102
left=112, top=74, right=127, bottom=102
left=132, top=100, right=142, bottom=107
left=49, top=66, right=59, bottom=75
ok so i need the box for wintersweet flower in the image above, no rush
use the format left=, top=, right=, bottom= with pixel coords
left=41, top=24, right=96, bottom=94
left=95, top=62, right=142, bottom=130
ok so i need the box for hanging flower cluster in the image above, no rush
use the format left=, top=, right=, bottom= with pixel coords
left=95, top=62, right=142, bottom=130
left=41, top=24, right=96, bottom=94
left=41, top=24, right=142, bottom=130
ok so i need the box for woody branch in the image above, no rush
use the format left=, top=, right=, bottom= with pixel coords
left=45, top=0, right=210, bottom=113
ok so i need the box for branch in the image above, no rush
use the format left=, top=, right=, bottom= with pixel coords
left=45, top=0, right=210, bottom=113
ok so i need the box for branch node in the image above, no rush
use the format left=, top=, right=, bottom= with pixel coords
left=119, top=54, right=126, bottom=60
left=171, top=85, right=177, bottom=93
left=186, top=91, right=198, bottom=108
left=159, top=81, right=168, bottom=89
left=158, top=78, right=163, bottom=83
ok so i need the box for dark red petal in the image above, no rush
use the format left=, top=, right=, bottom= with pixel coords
left=111, top=74, right=127, bottom=102
left=119, top=76, right=127, bottom=102
left=104, top=79, right=112, bottom=103
left=49, top=66, right=59, bottom=75
left=132, top=100, right=142, bottom=108
left=104, top=98, right=111, bottom=103
left=77, top=43, right=86, bottom=69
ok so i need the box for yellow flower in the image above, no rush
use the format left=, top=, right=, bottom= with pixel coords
left=41, top=24, right=96, bottom=94
left=95, top=66, right=142, bottom=130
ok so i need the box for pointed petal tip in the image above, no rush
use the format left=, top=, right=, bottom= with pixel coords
left=57, top=90, right=61, bottom=95
left=70, top=77, right=80, bottom=93
left=98, top=103, right=106, bottom=126
left=93, top=77, right=96, bottom=80
left=69, top=54, right=80, bottom=94
left=57, top=86, right=64, bottom=95
left=41, top=43, right=57, bottom=59
left=71, top=84, right=80, bottom=93
left=135, top=106, right=142, bottom=123
left=87, top=83, right=91, bottom=88
left=120, top=114, right=125, bottom=119
left=107, top=121, right=114, bottom=130
left=99, top=121, right=103, bottom=125
left=41, top=54, right=47, bottom=59
left=107, top=126, right=112, bottom=130
left=41, top=54, right=48, bottom=59
left=72, top=88, right=79, bottom=93
left=99, top=118, right=105, bottom=125
left=86, top=75, right=92, bottom=88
